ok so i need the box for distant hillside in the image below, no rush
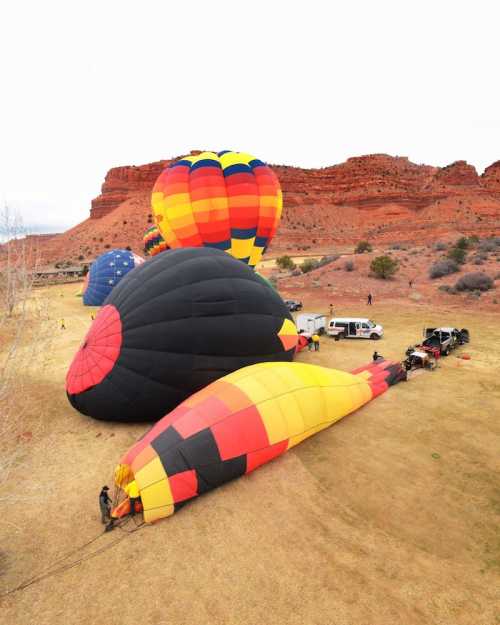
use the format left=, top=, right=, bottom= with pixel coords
left=33, top=153, right=500, bottom=265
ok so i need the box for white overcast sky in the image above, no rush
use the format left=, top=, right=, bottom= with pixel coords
left=1, top=0, right=499, bottom=232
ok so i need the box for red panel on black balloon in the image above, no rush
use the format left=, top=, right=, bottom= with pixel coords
left=66, top=304, right=122, bottom=395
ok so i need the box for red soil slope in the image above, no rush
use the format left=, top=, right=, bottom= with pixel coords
left=36, top=153, right=500, bottom=265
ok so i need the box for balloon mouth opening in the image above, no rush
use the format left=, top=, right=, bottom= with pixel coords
left=65, top=304, right=123, bottom=395
left=111, top=464, right=142, bottom=519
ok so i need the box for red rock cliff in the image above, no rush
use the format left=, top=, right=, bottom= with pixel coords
left=37, top=153, right=500, bottom=264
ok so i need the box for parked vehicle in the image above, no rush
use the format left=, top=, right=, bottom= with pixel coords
left=296, top=313, right=326, bottom=335
left=421, top=327, right=470, bottom=356
left=327, top=317, right=384, bottom=340
left=285, top=299, right=303, bottom=312
left=403, top=349, right=437, bottom=371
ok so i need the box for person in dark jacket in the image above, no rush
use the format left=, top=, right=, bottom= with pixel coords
left=99, top=486, right=112, bottom=524
left=367, top=293, right=373, bottom=305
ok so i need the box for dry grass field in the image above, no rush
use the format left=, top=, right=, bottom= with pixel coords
left=1, top=282, right=499, bottom=625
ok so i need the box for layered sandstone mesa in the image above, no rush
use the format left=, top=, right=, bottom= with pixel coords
left=481, top=161, right=500, bottom=194
left=430, top=161, right=481, bottom=189
left=25, top=153, right=500, bottom=265
left=90, top=161, right=169, bottom=219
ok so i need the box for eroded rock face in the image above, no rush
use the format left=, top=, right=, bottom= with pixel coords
left=481, top=160, right=500, bottom=193
left=33, top=153, right=500, bottom=265
left=90, top=161, right=169, bottom=218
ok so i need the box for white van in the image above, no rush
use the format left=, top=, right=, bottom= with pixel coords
left=296, top=313, right=326, bottom=335
left=327, top=317, right=384, bottom=340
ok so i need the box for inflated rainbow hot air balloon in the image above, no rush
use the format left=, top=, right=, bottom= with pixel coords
left=143, top=225, right=169, bottom=257
left=151, top=151, right=282, bottom=268
left=111, top=359, right=406, bottom=523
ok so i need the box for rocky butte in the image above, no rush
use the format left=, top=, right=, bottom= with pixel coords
left=36, top=153, right=500, bottom=264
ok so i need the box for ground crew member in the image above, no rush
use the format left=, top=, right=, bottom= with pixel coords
left=312, top=334, right=320, bottom=351
left=124, top=479, right=141, bottom=517
left=99, top=486, right=111, bottom=524
left=373, top=351, right=383, bottom=362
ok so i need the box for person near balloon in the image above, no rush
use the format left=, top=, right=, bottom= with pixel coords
left=312, top=334, right=320, bottom=351
left=124, top=479, right=141, bottom=517
left=99, top=485, right=112, bottom=524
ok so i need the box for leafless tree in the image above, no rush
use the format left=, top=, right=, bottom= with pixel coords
left=0, top=206, right=52, bottom=504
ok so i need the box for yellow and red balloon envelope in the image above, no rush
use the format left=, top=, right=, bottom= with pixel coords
left=151, top=151, right=282, bottom=268
left=113, top=359, right=406, bottom=523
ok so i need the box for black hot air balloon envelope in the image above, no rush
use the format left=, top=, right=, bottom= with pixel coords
left=66, top=248, right=298, bottom=422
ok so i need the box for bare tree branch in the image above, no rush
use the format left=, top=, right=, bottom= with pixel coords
left=0, top=206, right=52, bottom=503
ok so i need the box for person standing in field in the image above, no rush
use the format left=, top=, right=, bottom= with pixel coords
left=312, top=334, right=320, bottom=351
left=60, top=318, right=66, bottom=330
left=99, top=486, right=112, bottom=524
left=367, top=293, right=373, bottom=305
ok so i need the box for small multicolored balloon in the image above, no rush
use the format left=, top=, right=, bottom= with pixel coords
left=143, top=225, right=169, bottom=257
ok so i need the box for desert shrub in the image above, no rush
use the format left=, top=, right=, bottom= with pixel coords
left=438, top=284, right=456, bottom=294
left=370, top=255, right=399, bottom=279
left=478, top=238, right=500, bottom=253
left=447, top=246, right=467, bottom=264
left=434, top=241, right=447, bottom=251
left=300, top=258, right=320, bottom=273
left=276, top=255, right=295, bottom=271
left=318, top=254, right=339, bottom=268
left=268, top=274, right=278, bottom=288
left=355, top=240, right=372, bottom=254
left=104, top=244, right=111, bottom=249
left=454, top=272, right=494, bottom=292
left=125, top=245, right=132, bottom=251
left=123, top=220, right=127, bottom=225
left=467, top=235, right=480, bottom=245
left=291, top=269, right=301, bottom=277
left=389, top=243, right=402, bottom=250
left=77, top=255, right=84, bottom=261
left=455, top=236, right=470, bottom=250
left=429, top=259, right=459, bottom=279
left=494, top=272, right=500, bottom=280
left=473, top=258, right=484, bottom=265
left=344, top=260, right=355, bottom=272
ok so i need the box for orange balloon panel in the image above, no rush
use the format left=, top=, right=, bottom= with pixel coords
left=151, top=151, right=282, bottom=268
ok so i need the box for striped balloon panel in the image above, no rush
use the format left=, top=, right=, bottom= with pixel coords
left=143, top=225, right=169, bottom=257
